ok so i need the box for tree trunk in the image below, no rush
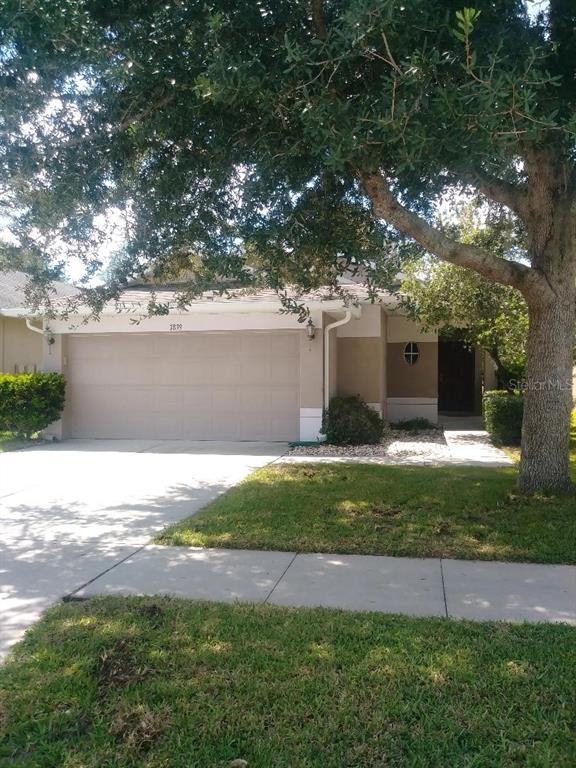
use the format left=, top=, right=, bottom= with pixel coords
left=518, top=292, right=575, bottom=494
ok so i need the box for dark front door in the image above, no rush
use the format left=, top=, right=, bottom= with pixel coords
left=438, top=340, right=476, bottom=413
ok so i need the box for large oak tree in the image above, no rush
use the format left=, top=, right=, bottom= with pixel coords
left=1, top=0, right=575, bottom=492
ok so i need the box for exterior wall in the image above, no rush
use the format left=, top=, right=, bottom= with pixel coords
left=299, top=311, right=324, bottom=441
left=331, top=308, right=439, bottom=424
left=386, top=315, right=438, bottom=423
left=386, top=315, right=437, bottom=343
left=328, top=327, right=339, bottom=401
left=336, top=305, right=384, bottom=414
left=48, top=311, right=307, bottom=335
left=337, top=337, right=381, bottom=404
left=0, top=317, right=43, bottom=373
left=42, top=332, right=66, bottom=439
left=379, top=310, right=387, bottom=416
left=387, top=343, right=438, bottom=397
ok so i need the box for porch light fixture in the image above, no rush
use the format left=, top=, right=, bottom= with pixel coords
left=306, top=320, right=316, bottom=340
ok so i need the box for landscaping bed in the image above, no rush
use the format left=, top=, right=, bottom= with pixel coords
left=289, top=427, right=448, bottom=460
left=1, top=597, right=575, bottom=768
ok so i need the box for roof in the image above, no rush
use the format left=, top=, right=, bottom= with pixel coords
left=0, top=273, right=398, bottom=316
left=113, top=281, right=392, bottom=311
left=0, top=270, right=78, bottom=312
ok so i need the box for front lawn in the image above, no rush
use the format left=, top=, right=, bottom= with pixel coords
left=157, top=463, right=576, bottom=564
left=157, top=413, right=576, bottom=564
left=1, top=598, right=575, bottom=767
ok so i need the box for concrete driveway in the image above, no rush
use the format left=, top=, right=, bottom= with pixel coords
left=0, top=439, right=286, bottom=659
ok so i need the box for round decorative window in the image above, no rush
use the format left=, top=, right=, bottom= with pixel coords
left=404, top=341, right=420, bottom=365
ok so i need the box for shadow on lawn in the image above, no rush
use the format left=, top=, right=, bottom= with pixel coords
left=1, top=598, right=574, bottom=768
left=159, top=463, right=576, bottom=565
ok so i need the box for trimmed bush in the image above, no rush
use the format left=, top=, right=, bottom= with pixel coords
left=483, top=389, right=523, bottom=446
left=0, top=373, right=66, bottom=438
left=392, top=417, right=436, bottom=431
left=322, top=395, right=384, bottom=445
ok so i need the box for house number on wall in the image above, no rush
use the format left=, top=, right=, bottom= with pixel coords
left=169, top=323, right=183, bottom=331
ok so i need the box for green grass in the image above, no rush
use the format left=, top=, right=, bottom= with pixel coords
left=1, top=598, right=575, bottom=767
left=157, top=413, right=576, bottom=564
left=0, top=430, right=35, bottom=453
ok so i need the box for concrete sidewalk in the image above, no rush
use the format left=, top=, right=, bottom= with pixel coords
left=72, top=545, right=576, bottom=625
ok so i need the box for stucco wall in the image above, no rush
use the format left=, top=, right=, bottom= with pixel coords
left=387, top=342, right=438, bottom=398
left=0, top=317, right=43, bottom=374
left=337, top=337, right=382, bottom=404
left=385, top=314, right=438, bottom=423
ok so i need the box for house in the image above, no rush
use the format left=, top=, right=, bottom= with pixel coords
left=0, top=271, right=76, bottom=375
left=1, top=273, right=497, bottom=441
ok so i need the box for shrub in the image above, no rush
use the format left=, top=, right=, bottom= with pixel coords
left=0, top=373, right=66, bottom=438
left=392, top=417, right=436, bottom=431
left=483, top=389, right=523, bottom=446
left=322, top=395, right=384, bottom=445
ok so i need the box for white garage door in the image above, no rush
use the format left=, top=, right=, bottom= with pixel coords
left=65, top=332, right=300, bottom=440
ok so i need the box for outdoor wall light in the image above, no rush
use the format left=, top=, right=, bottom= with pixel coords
left=306, top=320, right=316, bottom=340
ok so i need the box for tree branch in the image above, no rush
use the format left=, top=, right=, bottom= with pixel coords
left=462, top=169, right=528, bottom=219
left=361, top=171, right=553, bottom=303
left=311, top=0, right=327, bottom=40
left=120, top=92, right=174, bottom=130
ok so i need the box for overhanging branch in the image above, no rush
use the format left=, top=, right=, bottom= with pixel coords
left=361, top=171, right=552, bottom=303
left=462, top=169, right=528, bottom=219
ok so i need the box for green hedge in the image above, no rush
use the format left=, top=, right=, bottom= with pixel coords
left=0, top=373, right=66, bottom=438
left=322, top=395, right=384, bottom=445
left=483, top=389, right=524, bottom=446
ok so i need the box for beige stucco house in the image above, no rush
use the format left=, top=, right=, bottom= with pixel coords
left=2, top=272, right=499, bottom=441
left=0, top=272, right=45, bottom=374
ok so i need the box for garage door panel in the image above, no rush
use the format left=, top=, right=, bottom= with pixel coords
left=151, top=386, right=185, bottom=411
left=240, top=334, right=273, bottom=357
left=152, top=359, right=205, bottom=386
left=68, top=336, right=109, bottom=360
left=239, top=387, right=272, bottom=412
left=181, top=386, right=214, bottom=410
left=270, top=357, right=299, bottom=384
left=211, top=358, right=239, bottom=382
left=270, top=387, right=300, bottom=411
left=270, top=415, right=299, bottom=438
left=269, top=333, right=300, bottom=357
left=240, top=359, right=271, bottom=384
left=68, top=385, right=156, bottom=414
left=66, top=331, right=299, bottom=440
left=211, top=387, right=241, bottom=410
left=66, top=409, right=158, bottom=439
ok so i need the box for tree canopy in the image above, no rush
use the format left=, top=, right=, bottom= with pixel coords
left=401, top=202, right=529, bottom=385
left=0, top=1, right=574, bottom=303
